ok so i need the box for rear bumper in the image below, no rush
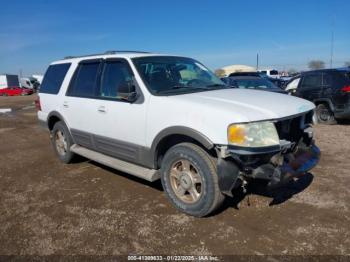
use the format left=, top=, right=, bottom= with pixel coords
left=334, top=108, right=350, bottom=119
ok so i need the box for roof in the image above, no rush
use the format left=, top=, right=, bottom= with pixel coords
left=52, top=51, right=172, bottom=64
left=304, top=67, right=350, bottom=73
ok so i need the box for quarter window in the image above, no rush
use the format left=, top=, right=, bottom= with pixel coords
left=40, top=63, right=71, bottom=94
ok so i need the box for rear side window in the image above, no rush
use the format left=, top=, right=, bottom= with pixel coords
left=40, top=63, right=71, bottom=94
left=300, top=74, right=322, bottom=89
left=67, top=61, right=101, bottom=97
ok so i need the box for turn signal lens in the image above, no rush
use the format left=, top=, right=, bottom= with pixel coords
left=228, top=124, right=246, bottom=145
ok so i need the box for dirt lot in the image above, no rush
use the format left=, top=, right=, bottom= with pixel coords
left=0, top=95, right=350, bottom=257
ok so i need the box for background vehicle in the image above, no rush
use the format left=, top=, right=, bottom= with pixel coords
left=268, top=77, right=288, bottom=89
left=0, top=87, right=33, bottom=96
left=221, top=75, right=287, bottom=94
left=0, top=74, right=20, bottom=89
left=287, top=68, right=350, bottom=124
left=258, top=69, right=279, bottom=79
left=37, top=51, right=317, bottom=217
left=20, top=77, right=40, bottom=91
left=32, top=74, right=44, bottom=84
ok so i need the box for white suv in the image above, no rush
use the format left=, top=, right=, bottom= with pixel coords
left=37, top=51, right=319, bottom=217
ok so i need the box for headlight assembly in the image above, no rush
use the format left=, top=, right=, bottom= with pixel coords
left=227, top=121, right=280, bottom=148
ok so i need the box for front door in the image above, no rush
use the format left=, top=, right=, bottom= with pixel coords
left=90, top=59, right=147, bottom=164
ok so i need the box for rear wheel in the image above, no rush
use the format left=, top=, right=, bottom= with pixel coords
left=51, top=121, right=76, bottom=163
left=316, top=103, right=336, bottom=125
left=160, top=143, right=224, bottom=217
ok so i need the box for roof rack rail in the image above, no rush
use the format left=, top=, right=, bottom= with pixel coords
left=63, top=50, right=150, bottom=59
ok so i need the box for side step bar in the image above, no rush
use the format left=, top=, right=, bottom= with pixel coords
left=70, top=144, right=160, bottom=182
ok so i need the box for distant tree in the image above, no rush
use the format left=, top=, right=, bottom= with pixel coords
left=308, top=60, right=325, bottom=70
left=287, top=68, right=298, bottom=75
left=344, top=61, right=350, bottom=67
left=214, top=69, right=226, bottom=77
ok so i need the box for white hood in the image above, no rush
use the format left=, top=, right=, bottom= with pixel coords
left=147, top=89, right=315, bottom=145
left=169, top=89, right=315, bottom=122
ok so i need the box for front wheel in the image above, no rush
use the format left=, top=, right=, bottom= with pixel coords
left=160, top=143, right=224, bottom=217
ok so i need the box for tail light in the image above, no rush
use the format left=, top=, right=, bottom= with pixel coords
left=35, top=97, right=41, bottom=111
left=341, top=85, right=350, bottom=93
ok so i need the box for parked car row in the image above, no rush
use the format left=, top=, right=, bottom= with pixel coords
left=220, top=67, right=350, bottom=125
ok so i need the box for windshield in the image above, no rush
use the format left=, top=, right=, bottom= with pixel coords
left=229, top=77, right=280, bottom=89
left=132, top=56, right=227, bottom=95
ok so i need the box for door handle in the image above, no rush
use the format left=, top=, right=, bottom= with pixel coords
left=97, top=106, right=106, bottom=113
left=63, top=101, right=69, bottom=108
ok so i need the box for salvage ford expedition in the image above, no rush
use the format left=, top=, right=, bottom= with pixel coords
left=37, top=51, right=320, bottom=217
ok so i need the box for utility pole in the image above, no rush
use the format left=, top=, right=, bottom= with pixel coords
left=256, top=53, right=259, bottom=71
left=330, top=17, right=335, bottom=68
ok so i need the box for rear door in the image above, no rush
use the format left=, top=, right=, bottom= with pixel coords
left=296, top=73, right=322, bottom=101
left=63, top=59, right=103, bottom=149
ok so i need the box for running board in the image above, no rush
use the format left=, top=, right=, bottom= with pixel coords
left=70, top=144, right=160, bottom=182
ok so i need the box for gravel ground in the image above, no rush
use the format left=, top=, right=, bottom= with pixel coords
left=0, top=95, right=349, bottom=258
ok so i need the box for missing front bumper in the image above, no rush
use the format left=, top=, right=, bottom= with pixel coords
left=251, top=143, right=320, bottom=188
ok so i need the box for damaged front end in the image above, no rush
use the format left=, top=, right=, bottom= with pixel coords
left=217, top=110, right=320, bottom=196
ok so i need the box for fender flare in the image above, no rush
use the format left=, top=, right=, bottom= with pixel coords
left=313, top=98, right=335, bottom=112
left=46, top=111, right=74, bottom=141
left=149, top=126, right=214, bottom=167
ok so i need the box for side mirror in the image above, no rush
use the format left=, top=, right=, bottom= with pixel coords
left=119, top=81, right=139, bottom=103
left=126, top=88, right=139, bottom=102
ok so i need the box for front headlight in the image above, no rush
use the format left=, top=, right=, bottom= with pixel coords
left=227, top=121, right=280, bottom=147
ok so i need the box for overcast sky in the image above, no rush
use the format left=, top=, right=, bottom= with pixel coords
left=0, top=0, right=349, bottom=76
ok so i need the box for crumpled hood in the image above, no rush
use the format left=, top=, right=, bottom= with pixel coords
left=168, top=88, right=315, bottom=122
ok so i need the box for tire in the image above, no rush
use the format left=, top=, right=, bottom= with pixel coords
left=51, top=121, right=76, bottom=163
left=315, top=103, right=336, bottom=125
left=160, top=142, right=225, bottom=217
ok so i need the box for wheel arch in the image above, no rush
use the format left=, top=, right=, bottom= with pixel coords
left=150, top=126, right=216, bottom=169
left=313, top=98, right=335, bottom=111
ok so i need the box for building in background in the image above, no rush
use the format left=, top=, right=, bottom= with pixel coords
left=215, top=65, right=256, bottom=77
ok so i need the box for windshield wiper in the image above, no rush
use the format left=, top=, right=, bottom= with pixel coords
left=156, top=87, right=210, bottom=95
left=206, top=84, right=232, bottom=89
left=206, top=84, right=226, bottom=87
left=170, top=85, right=192, bottom=90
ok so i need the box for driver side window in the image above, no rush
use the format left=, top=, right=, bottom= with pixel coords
left=99, top=61, right=134, bottom=100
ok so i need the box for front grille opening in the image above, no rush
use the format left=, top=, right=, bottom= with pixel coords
left=275, top=111, right=312, bottom=143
